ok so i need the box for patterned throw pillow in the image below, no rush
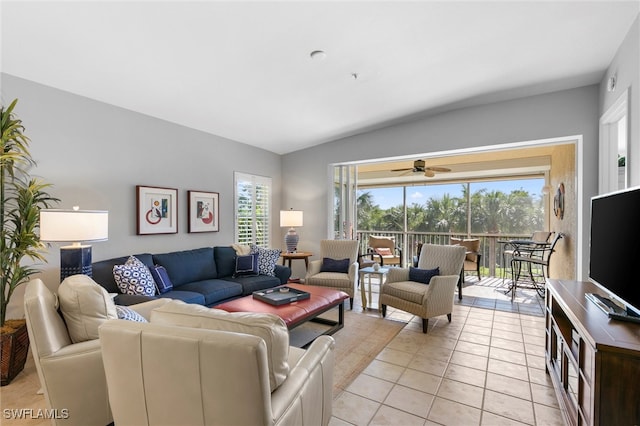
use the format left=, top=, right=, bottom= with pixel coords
left=149, top=265, right=173, bottom=294
left=250, top=245, right=281, bottom=276
left=374, top=248, right=393, bottom=256
left=115, top=305, right=148, bottom=322
left=320, top=257, right=350, bottom=273
left=234, top=254, right=259, bottom=277
left=113, top=256, right=157, bottom=296
left=409, top=266, right=440, bottom=285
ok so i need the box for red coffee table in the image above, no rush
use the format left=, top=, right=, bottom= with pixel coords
left=215, top=284, right=349, bottom=335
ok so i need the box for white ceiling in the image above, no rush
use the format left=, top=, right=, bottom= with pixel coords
left=1, top=1, right=638, bottom=155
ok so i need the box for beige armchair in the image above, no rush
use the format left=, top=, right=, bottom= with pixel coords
left=99, top=319, right=335, bottom=426
left=305, top=239, right=359, bottom=309
left=380, top=244, right=466, bottom=333
left=23, top=278, right=168, bottom=426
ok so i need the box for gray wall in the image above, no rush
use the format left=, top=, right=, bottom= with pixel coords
left=1, top=74, right=283, bottom=317
left=282, top=85, right=601, bottom=281
left=599, top=15, right=639, bottom=187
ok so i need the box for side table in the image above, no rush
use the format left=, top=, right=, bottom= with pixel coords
left=281, top=252, right=312, bottom=271
left=358, top=266, right=389, bottom=310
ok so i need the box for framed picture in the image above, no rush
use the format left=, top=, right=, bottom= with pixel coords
left=188, top=190, right=219, bottom=233
left=136, top=185, right=178, bottom=235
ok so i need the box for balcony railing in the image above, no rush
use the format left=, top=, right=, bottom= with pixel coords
left=356, top=230, right=531, bottom=278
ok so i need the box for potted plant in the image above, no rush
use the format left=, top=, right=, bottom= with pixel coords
left=1, top=99, right=58, bottom=385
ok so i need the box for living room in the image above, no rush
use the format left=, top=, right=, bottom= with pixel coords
left=2, top=1, right=639, bottom=425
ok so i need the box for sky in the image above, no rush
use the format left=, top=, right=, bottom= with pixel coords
left=360, top=178, right=545, bottom=209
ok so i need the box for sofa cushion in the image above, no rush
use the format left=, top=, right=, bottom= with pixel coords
left=177, top=279, right=243, bottom=305
left=234, top=254, right=259, bottom=277
left=250, top=245, right=281, bottom=277
left=223, top=274, right=282, bottom=296
left=149, top=265, right=174, bottom=294
left=115, top=305, right=148, bottom=322
left=409, top=266, right=440, bottom=285
left=214, top=246, right=237, bottom=278
left=153, top=247, right=217, bottom=286
left=113, top=256, right=157, bottom=296
left=156, top=290, right=206, bottom=305
left=150, top=300, right=290, bottom=392
left=58, top=274, right=118, bottom=343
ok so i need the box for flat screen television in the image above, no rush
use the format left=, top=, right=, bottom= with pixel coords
left=588, top=185, right=640, bottom=319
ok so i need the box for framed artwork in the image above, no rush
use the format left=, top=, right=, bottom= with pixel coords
left=136, top=185, right=178, bottom=235
left=188, top=190, right=219, bottom=233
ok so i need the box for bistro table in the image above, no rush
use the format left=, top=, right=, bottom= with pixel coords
left=498, top=239, right=551, bottom=299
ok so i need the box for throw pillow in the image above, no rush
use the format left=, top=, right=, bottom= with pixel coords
left=57, top=274, right=118, bottom=343
left=409, top=266, right=440, bottom=285
left=113, top=256, right=157, bottom=296
left=250, top=244, right=281, bottom=276
left=115, top=305, right=148, bottom=322
left=374, top=247, right=393, bottom=256
left=234, top=253, right=259, bottom=277
left=149, top=265, right=173, bottom=294
left=320, top=257, right=350, bottom=273
left=150, top=300, right=290, bottom=392
left=231, top=243, right=252, bottom=255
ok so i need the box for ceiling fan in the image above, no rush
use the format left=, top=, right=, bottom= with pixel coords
left=390, top=159, right=451, bottom=177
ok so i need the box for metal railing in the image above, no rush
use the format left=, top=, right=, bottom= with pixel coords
left=356, top=230, right=531, bottom=277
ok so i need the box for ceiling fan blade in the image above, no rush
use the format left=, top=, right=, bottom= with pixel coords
left=426, top=166, right=451, bottom=173
left=391, top=167, right=412, bottom=172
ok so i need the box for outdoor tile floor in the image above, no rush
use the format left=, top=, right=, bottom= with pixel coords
left=330, top=275, right=563, bottom=426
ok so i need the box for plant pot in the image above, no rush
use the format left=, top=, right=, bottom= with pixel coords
left=1, top=319, right=30, bottom=386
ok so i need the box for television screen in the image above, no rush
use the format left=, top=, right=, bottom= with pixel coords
left=589, top=186, right=640, bottom=315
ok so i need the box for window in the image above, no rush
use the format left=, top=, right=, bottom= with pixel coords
left=234, top=172, right=272, bottom=246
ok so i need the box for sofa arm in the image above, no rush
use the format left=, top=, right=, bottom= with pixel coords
left=274, top=264, right=292, bottom=284
left=39, top=339, right=112, bottom=426
left=130, top=298, right=171, bottom=320
left=271, top=336, right=335, bottom=425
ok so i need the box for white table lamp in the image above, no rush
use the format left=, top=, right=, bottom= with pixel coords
left=280, top=209, right=303, bottom=253
left=40, top=207, right=108, bottom=281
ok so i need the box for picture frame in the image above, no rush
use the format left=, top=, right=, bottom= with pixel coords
left=188, top=190, right=219, bottom=233
left=136, top=185, right=178, bottom=235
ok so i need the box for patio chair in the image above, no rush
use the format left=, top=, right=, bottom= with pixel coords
left=502, top=231, right=553, bottom=285
left=450, top=237, right=482, bottom=282
left=509, top=232, right=564, bottom=300
left=366, top=235, right=403, bottom=267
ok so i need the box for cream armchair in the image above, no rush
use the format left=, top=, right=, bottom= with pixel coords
left=305, top=239, right=359, bottom=309
left=380, top=244, right=466, bottom=333
left=23, top=278, right=168, bottom=426
left=99, top=319, right=335, bottom=426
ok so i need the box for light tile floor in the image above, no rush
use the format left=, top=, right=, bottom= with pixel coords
left=331, top=275, right=564, bottom=426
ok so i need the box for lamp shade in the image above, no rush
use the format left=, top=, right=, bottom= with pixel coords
left=280, top=210, right=303, bottom=227
left=40, top=209, right=109, bottom=243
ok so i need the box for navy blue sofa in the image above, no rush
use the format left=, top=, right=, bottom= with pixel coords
left=92, top=246, right=291, bottom=307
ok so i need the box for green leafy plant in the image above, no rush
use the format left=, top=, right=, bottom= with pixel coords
left=1, top=99, right=59, bottom=327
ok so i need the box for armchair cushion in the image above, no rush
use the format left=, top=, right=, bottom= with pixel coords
left=58, top=274, right=118, bottom=343
left=150, top=300, right=290, bottom=392
left=451, top=237, right=480, bottom=262
left=320, top=257, right=350, bottom=273
left=113, top=256, right=157, bottom=296
left=409, top=266, right=440, bottom=284
left=374, top=247, right=393, bottom=256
